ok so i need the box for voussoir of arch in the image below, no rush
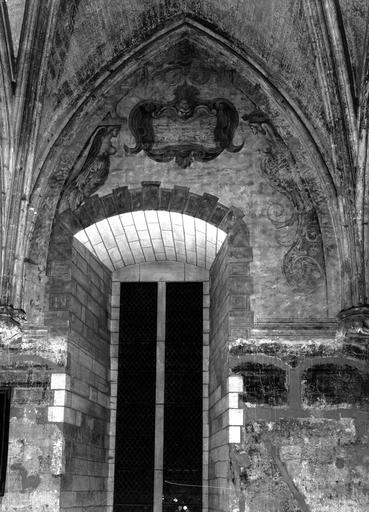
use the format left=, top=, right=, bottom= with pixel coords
left=54, top=181, right=248, bottom=236
left=47, top=182, right=252, bottom=272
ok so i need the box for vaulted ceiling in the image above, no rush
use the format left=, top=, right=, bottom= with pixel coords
left=74, top=211, right=226, bottom=270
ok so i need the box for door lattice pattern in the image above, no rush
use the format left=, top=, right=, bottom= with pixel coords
left=114, top=282, right=203, bottom=512
left=113, top=283, right=157, bottom=512
left=164, top=283, right=203, bottom=512
left=0, top=389, right=10, bottom=496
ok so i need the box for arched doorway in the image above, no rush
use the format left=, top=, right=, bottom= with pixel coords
left=42, top=185, right=252, bottom=512
left=74, top=209, right=227, bottom=511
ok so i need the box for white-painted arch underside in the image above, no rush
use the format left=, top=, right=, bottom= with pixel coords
left=74, top=210, right=227, bottom=271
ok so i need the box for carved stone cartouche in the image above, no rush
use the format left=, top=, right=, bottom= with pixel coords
left=124, top=82, right=244, bottom=168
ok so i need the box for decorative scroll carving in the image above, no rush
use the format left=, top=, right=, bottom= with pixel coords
left=266, top=201, right=296, bottom=230
left=59, top=125, right=120, bottom=212
left=124, top=83, right=243, bottom=168
left=282, top=210, right=325, bottom=293
left=0, top=305, right=26, bottom=345
left=243, top=109, right=325, bottom=293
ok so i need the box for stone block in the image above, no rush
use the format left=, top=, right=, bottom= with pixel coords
left=169, top=185, right=189, bottom=212
left=230, top=295, right=248, bottom=309
left=112, top=186, right=131, bottom=214
left=196, top=193, right=219, bottom=221
left=140, top=261, right=185, bottom=281
left=51, top=373, right=71, bottom=390
left=109, top=319, right=119, bottom=332
left=209, top=429, right=228, bottom=449
left=142, top=181, right=160, bottom=209
left=229, top=245, right=253, bottom=260
left=113, top=265, right=139, bottom=281
left=184, top=263, right=209, bottom=281
left=210, top=204, right=230, bottom=226
left=228, top=392, right=240, bottom=408
left=64, top=407, right=81, bottom=425
left=228, top=408, right=243, bottom=426
left=130, top=188, right=144, bottom=210
left=53, top=390, right=72, bottom=407
left=229, top=276, right=253, bottom=295
left=158, top=188, right=171, bottom=210
left=214, top=460, right=228, bottom=478
left=183, top=192, right=201, bottom=216
left=100, top=193, right=117, bottom=218
left=229, top=261, right=250, bottom=275
left=228, top=426, right=241, bottom=443
left=228, top=374, right=243, bottom=392
left=48, top=406, right=64, bottom=422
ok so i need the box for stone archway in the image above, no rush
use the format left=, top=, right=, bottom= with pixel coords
left=37, top=183, right=252, bottom=512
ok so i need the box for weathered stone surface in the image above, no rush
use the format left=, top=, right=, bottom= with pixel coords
left=302, top=364, right=369, bottom=407
left=233, top=362, right=288, bottom=406
left=230, top=417, right=369, bottom=512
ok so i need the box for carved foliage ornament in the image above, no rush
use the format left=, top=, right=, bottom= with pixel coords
left=243, top=109, right=325, bottom=294
left=124, top=83, right=243, bottom=168
left=282, top=210, right=325, bottom=293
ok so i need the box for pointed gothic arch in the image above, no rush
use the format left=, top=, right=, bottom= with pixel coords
left=20, top=16, right=343, bottom=323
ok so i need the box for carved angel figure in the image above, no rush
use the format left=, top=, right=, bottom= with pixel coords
left=59, top=125, right=120, bottom=212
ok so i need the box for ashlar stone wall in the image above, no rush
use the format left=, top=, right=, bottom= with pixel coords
left=59, top=239, right=111, bottom=511
left=11, top=231, right=113, bottom=512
